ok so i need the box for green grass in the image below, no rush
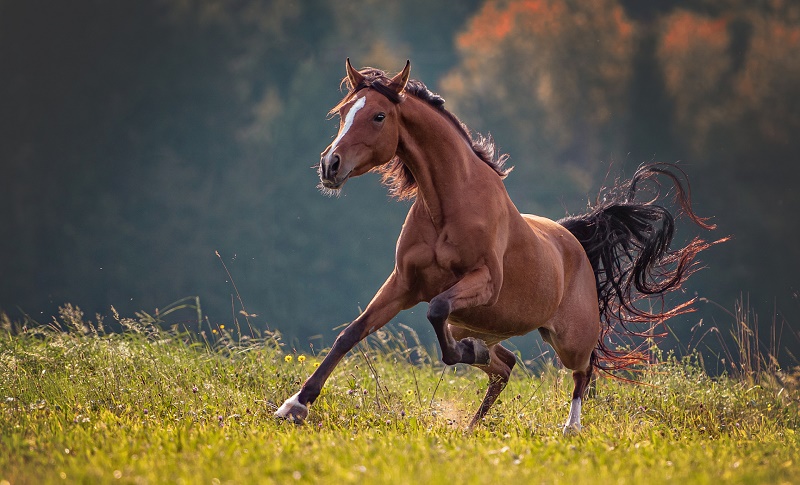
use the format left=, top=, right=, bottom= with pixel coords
left=1, top=306, right=799, bottom=484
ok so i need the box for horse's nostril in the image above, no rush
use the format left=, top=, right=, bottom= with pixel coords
left=330, top=154, right=340, bottom=175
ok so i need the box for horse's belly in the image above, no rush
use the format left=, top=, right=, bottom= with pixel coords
left=447, top=305, right=542, bottom=339
left=448, top=254, right=565, bottom=337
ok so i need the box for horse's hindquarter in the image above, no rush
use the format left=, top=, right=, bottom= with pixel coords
left=518, top=214, right=601, bottom=348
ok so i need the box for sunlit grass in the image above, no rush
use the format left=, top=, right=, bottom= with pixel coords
left=1, top=306, right=798, bottom=484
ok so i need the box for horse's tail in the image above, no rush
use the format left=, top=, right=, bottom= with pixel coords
left=558, top=163, right=726, bottom=372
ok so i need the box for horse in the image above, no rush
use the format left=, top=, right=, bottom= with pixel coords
left=275, top=59, right=722, bottom=434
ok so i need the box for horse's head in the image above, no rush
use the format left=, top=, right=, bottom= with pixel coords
left=319, top=59, right=410, bottom=193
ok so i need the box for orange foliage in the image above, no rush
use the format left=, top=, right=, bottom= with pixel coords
left=658, top=10, right=730, bottom=102
left=734, top=14, right=800, bottom=144
left=658, top=5, right=800, bottom=153
left=456, top=2, right=513, bottom=48
left=443, top=0, right=636, bottom=198
left=448, top=0, right=635, bottom=120
left=613, top=6, right=633, bottom=38
left=456, top=0, right=569, bottom=51
left=660, top=11, right=728, bottom=54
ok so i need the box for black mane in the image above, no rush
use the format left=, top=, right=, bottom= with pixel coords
left=333, top=68, right=511, bottom=200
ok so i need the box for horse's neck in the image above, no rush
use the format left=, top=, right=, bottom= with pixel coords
left=398, top=100, right=491, bottom=227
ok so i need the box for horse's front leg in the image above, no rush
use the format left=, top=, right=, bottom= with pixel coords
left=274, top=273, right=412, bottom=423
left=427, top=265, right=499, bottom=366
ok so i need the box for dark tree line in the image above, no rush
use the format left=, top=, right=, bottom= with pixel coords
left=1, top=0, right=798, bottom=359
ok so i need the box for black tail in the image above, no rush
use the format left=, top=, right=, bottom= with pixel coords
left=558, top=163, right=726, bottom=371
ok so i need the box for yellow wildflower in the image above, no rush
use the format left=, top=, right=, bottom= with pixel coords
left=284, top=355, right=293, bottom=363
left=297, top=355, right=307, bottom=363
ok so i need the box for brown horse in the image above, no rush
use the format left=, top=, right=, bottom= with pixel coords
left=275, top=60, right=721, bottom=434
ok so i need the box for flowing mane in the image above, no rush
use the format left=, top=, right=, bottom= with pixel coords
left=331, top=68, right=512, bottom=200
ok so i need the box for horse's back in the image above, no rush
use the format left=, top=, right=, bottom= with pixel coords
left=520, top=214, right=580, bottom=247
left=519, top=214, right=587, bottom=259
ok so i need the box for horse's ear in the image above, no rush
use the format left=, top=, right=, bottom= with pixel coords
left=346, top=58, right=365, bottom=91
left=389, top=60, right=411, bottom=94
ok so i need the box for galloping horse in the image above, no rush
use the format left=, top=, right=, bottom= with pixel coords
left=275, top=60, right=720, bottom=434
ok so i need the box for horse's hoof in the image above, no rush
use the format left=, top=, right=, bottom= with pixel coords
left=465, top=337, right=491, bottom=365
left=563, top=423, right=582, bottom=437
left=274, top=392, right=308, bottom=424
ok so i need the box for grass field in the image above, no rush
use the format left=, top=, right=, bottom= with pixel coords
left=1, top=304, right=799, bottom=484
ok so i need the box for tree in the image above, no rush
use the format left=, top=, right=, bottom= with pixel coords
left=655, top=3, right=800, bottom=329
left=441, top=0, right=636, bottom=215
left=0, top=0, right=481, bottom=346
left=656, top=4, right=800, bottom=156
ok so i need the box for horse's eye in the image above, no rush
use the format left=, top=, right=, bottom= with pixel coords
left=374, top=113, right=386, bottom=122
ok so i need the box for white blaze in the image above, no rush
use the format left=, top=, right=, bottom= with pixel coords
left=330, top=95, right=366, bottom=153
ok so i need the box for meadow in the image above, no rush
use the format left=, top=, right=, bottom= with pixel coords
left=1, top=304, right=798, bottom=484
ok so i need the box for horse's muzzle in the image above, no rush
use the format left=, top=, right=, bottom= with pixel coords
left=319, top=153, right=349, bottom=189
left=320, top=153, right=340, bottom=180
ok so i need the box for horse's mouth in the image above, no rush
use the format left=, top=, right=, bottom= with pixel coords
left=320, top=171, right=351, bottom=190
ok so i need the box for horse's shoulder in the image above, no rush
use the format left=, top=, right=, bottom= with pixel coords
left=395, top=206, right=436, bottom=265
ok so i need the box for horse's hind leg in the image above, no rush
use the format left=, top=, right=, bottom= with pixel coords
left=468, top=343, right=517, bottom=430
left=447, top=326, right=515, bottom=430
left=563, top=352, right=595, bottom=436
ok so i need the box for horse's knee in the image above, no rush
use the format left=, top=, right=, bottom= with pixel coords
left=427, top=297, right=450, bottom=323
left=333, top=322, right=364, bottom=350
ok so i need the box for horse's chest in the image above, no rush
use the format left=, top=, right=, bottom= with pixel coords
left=412, top=263, right=460, bottom=302
left=399, top=231, right=483, bottom=300
left=433, top=235, right=462, bottom=271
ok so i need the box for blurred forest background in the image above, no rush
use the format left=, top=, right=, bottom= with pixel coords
left=2, top=0, right=799, bottom=361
